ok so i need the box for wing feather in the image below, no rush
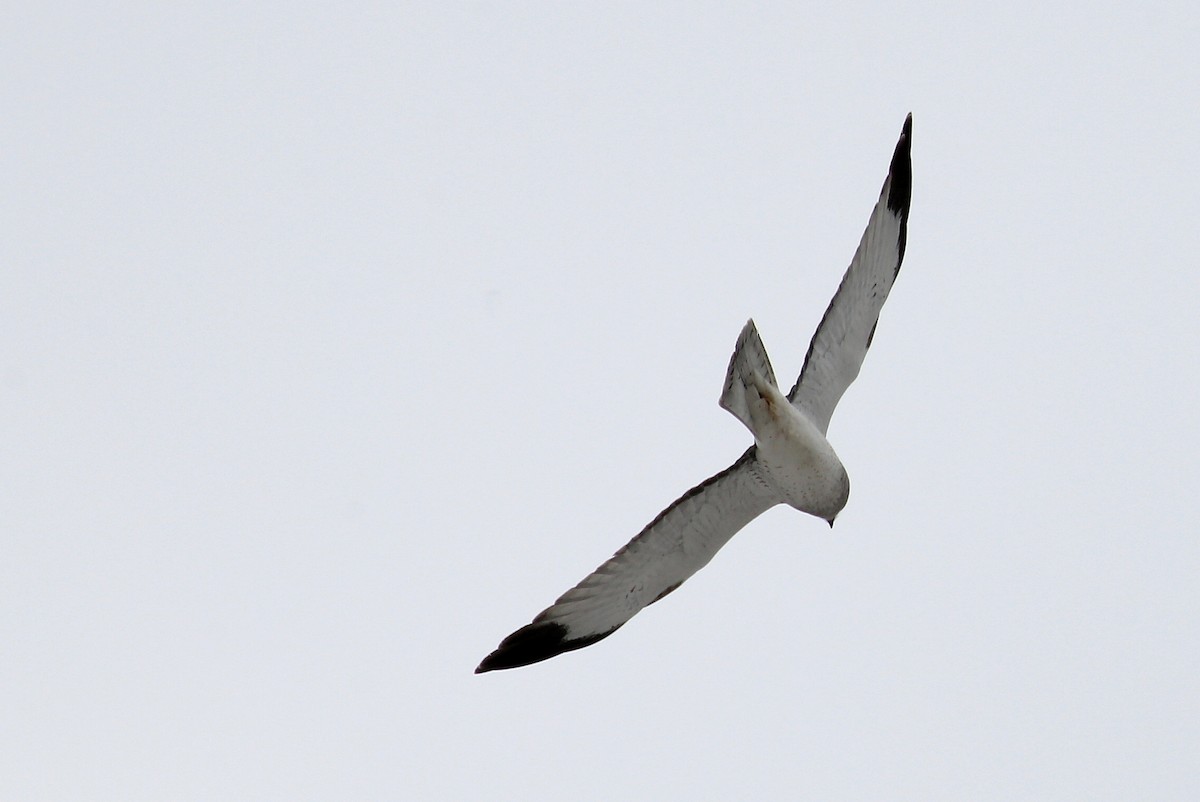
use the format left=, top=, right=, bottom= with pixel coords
left=475, top=448, right=779, bottom=672
left=787, top=114, right=912, bottom=433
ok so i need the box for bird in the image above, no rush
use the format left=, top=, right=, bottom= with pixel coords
left=476, top=114, right=912, bottom=673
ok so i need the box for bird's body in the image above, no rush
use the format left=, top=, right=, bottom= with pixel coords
left=719, top=320, right=848, bottom=523
left=477, top=114, right=913, bottom=674
left=748, top=392, right=849, bottom=524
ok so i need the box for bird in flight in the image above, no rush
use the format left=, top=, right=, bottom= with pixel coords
left=477, top=114, right=912, bottom=673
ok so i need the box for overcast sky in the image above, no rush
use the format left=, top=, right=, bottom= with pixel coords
left=4, top=3, right=1198, bottom=800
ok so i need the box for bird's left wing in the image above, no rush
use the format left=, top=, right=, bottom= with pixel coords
left=787, top=114, right=912, bottom=434
left=476, top=448, right=779, bottom=672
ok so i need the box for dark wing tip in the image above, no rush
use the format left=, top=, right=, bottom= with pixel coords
left=886, top=113, right=912, bottom=217
left=475, top=620, right=619, bottom=674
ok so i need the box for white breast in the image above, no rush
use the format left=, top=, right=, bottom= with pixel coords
left=751, top=388, right=849, bottom=521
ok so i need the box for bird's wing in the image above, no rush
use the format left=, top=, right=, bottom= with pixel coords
left=476, top=448, right=779, bottom=673
left=787, top=114, right=912, bottom=434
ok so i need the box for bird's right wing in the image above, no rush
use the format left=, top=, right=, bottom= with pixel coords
left=787, top=114, right=912, bottom=434
left=476, top=448, right=780, bottom=673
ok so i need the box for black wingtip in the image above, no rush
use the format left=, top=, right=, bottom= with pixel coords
left=475, top=621, right=620, bottom=673
left=886, top=113, right=912, bottom=217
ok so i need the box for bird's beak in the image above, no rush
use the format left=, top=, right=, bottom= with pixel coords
left=826, top=517, right=836, bottom=529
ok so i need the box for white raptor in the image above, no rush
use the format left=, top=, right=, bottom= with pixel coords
left=477, top=114, right=913, bottom=673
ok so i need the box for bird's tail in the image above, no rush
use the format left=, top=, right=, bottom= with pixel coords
left=719, top=319, right=779, bottom=432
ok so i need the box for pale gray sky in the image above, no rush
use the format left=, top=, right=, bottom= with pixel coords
left=4, top=3, right=1198, bottom=800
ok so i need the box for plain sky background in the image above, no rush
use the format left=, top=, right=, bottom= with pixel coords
left=4, top=3, right=1198, bottom=800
